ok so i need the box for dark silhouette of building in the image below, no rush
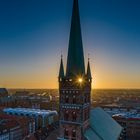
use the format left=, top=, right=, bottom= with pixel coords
left=58, top=0, right=122, bottom=140
left=58, top=0, right=92, bottom=140
left=0, top=88, right=8, bottom=98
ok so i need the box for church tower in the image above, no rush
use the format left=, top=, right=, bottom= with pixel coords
left=58, top=0, right=92, bottom=139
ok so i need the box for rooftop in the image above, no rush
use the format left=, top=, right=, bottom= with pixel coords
left=4, top=107, right=58, bottom=117
left=104, top=108, right=140, bottom=120
left=84, top=107, right=122, bottom=140
left=0, top=88, right=8, bottom=96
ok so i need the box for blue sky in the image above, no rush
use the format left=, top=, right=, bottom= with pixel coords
left=0, top=0, right=140, bottom=88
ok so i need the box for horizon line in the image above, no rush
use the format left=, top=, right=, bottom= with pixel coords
left=6, top=88, right=140, bottom=90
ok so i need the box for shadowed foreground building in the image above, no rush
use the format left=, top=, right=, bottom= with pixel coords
left=0, top=113, right=35, bottom=140
left=0, top=88, right=15, bottom=107
left=112, top=110, right=140, bottom=140
left=0, top=88, right=8, bottom=97
left=58, top=0, right=122, bottom=140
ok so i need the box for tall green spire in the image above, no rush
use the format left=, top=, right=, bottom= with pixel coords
left=87, top=58, right=92, bottom=79
left=66, top=0, right=85, bottom=77
left=59, top=55, right=64, bottom=78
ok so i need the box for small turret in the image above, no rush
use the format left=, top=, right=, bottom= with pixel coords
left=59, top=55, right=64, bottom=78
left=87, top=58, right=92, bottom=79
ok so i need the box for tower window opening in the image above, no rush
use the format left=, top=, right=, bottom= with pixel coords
left=84, top=112, right=87, bottom=120
left=88, top=96, right=90, bottom=102
left=72, top=129, right=76, bottom=140
left=64, top=128, right=69, bottom=138
left=78, top=78, right=83, bottom=83
left=72, top=111, right=77, bottom=121
left=85, top=96, right=87, bottom=103
left=73, top=95, right=76, bottom=104
left=65, top=111, right=69, bottom=120
left=65, top=95, right=69, bottom=103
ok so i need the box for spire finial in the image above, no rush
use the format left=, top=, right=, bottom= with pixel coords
left=61, top=51, right=63, bottom=59
left=88, top=53, right=90, bottom=61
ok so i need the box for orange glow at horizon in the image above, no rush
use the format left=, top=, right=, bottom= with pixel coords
left=0, top=68, right=140, bottom=89
left=0, top=54, right=140, bottom=89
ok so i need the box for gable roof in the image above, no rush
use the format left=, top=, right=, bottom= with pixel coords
left=84, top=107, right=122, bottom=140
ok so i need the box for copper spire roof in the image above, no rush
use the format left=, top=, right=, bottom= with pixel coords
left=66, top=0, right=85, bottom=77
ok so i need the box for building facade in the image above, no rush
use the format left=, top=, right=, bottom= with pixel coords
left=4, top=108, right=57, bottom=130
left=0, top=128, right=9, bottom=140
left=58, top=0, right=92, bottom=140
left=113, top=115, right=140, bottom=140
left=103, top=107, right=140, bottom=140
left=0, top=113, right=35, bottom=140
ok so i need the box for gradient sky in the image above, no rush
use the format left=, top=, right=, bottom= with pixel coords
left=0, top=0, right=140, bottom=89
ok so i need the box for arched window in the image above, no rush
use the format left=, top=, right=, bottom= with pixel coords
left=64, top=128, right=69, bottom=138
left=72, top=129, right=76, bottom=140
left=65, top=95, right=69, bottom=103
left=73, top=95, right=76, bottom=104
left=87, top=95, right=90, bottom=102
left=72, top=111, right=77, bottom=121
left=61, top=95, right=65, bottom=103
left=65, top=111, right=69, bottom=120
left=85, top=95, right=89, bottom=103
left=84, top=96, right=87, bottom=103
left=84, top=112, right=87, bottom=120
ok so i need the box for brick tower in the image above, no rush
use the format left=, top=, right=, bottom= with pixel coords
left=58, top=0, right=92, bottom=140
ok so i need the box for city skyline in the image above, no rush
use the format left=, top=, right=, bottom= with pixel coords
left=0, top=0, right=140, bottom=89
